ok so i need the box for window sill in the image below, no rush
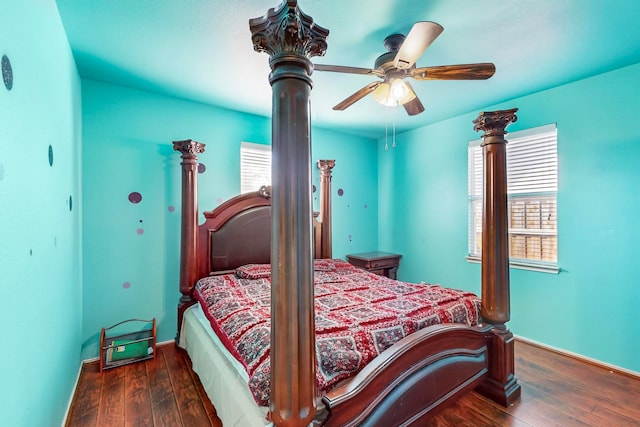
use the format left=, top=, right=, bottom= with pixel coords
left=465, top=255, right=560, bottom=274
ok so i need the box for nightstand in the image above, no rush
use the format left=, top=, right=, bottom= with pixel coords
left=346, top=251, right=402, bottom=279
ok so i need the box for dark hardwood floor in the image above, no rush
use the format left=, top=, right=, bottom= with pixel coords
left=66, top=340, right=640, bottom=426
left=66, top=344, right=221, bottom=427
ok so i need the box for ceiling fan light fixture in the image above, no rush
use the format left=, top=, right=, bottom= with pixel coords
left=373, top=78, right=415, bottom=107
left=372, top=82, right=392, bottom=106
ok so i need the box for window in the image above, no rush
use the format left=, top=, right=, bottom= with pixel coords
left=240, top=142, right=271, bottom=193
left=468, top=123, right=558, bottom=273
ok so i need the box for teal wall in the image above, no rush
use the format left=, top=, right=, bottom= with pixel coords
left=3, top=5, right=636, bottom=423
left=0, top=3, right=83, bottom=426
left=81, top=79, right=378, bottom=359
left=379, top=62, right=640, bottom=373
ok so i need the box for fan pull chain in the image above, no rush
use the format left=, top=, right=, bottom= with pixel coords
left=392, top=106, right=397, bottom=148
left=384, top=113, right=389, bottom=150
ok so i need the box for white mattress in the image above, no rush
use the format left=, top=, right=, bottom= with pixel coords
left=179, top=303, right=271, bottom=427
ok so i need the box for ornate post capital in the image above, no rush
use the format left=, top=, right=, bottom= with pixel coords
left=317, top=159, right=335, bottom=175
left=473, top=108, right=519, bottom=141
left=172, top=139, right=205, bottom=157
left=249, top=1, right=329, bottom=60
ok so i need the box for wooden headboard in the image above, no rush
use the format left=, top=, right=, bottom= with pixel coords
left=197, top=186, right=272, bottom=276
left=172, top=138, right=335, bottom=330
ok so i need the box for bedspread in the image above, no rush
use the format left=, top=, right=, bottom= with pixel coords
left=193, top=259, right=481, bottom=406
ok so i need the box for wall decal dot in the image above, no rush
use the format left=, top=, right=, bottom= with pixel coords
left=128, top=192, right=142, bottom=203
left=216, top=197, right=223, bottom=204
left=337, top=188, right=344, bottom=196
left=312, top=184, right=316, bottom=193
left=0, top=163, right=5, bottom=181
left=122, top=282, right=131, bottom=289
left=29, top=249, right=33, bottom=256
left=348, top=234, right=352, bottom=242
left=54, top=236, right=57, bottom=247
left=2, top=55, right=13, bottom=90
left=364, top=204, right=368, bottom=209
left=137, top=228, right=144, bottom=235
left=198, top=163, right=206, bottom=173
left=168, top=205, right=175, bottom=212
left=139, top=219, right=143, bottom=223
left=48, top=145, right=54, bottom=167
left=68, top=195, right=73, bottom=211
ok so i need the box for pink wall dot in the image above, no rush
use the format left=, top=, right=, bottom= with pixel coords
left=168, top=205, right=175, bottom=212
left=137, top=228, right=144, bottom=235
left=122, top=282, right=131, bottom=289
left=128, top=192, right=142, bottom=203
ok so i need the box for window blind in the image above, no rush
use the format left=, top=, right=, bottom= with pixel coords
left=240, top=142, right=271, bottom=194
left=468, top=123, right=558, bottom=269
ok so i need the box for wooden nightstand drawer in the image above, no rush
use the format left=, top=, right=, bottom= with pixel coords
left=346, top=251, right=402, bottom=279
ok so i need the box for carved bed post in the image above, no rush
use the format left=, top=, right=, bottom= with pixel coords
left=172, top=139, right=205, bottom=339
left=317, top=159, right=335, bottom=258
left=472, top=109, right=521, bottom=405
left=250, top=2, right=329, bottom=427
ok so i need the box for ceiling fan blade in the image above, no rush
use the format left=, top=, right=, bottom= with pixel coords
left=314, top=64, right=382, bottom=77
left=393, top=21, right=444, bottom=70
left=411, top=63, right=496, bottom=80
left=333, top=81, right=381, bottom=111
left=402, top=82, right=425, bottom=116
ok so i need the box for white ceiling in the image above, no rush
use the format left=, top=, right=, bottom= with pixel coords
left=56, top=0, right=640, bottom=139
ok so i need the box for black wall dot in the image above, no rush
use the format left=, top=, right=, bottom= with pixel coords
left=2, top=55, right=13, bottom=90
left=197, top=163, right=206, bottom=174
left=69, top=195, right=73, bottom=211
left=337, top=188, right=344, bottom=196
left=312, top=184, right=316, bottom=193
left=48, top=145, right=54, bottom=166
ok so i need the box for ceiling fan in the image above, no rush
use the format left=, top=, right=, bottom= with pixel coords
left=313, top=21, right=496, bottom=116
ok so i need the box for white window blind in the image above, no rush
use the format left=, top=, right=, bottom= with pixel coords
left=240, top=142, right=271, bottom=194
left=468, top=123, right=558, bottom=271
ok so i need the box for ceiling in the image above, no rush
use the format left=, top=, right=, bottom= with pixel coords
left=56, top=0, right=640, bottom=139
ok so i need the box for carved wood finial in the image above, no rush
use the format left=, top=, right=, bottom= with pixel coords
left=249, top=0, right=329, bottom=59
left=258, top=185, right=272, bottom=198
left=473, top=108, right=519, bottom=139
left=317, top=159, right=335, bottom=175
left=172, top=139, right=205, bottom=157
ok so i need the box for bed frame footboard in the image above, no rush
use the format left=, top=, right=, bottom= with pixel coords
left=321, top=324, right=493, bottom=426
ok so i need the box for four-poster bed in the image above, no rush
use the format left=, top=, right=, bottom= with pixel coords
left=174, top=1, right=520, bottom=426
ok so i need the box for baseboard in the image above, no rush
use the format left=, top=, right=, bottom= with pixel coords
left=61, top=358, right=85, bottom=427
left=515, top=335, right=640, bottom=380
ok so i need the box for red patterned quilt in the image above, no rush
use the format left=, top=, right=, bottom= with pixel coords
left=193, top=258, right=481, bottom=406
